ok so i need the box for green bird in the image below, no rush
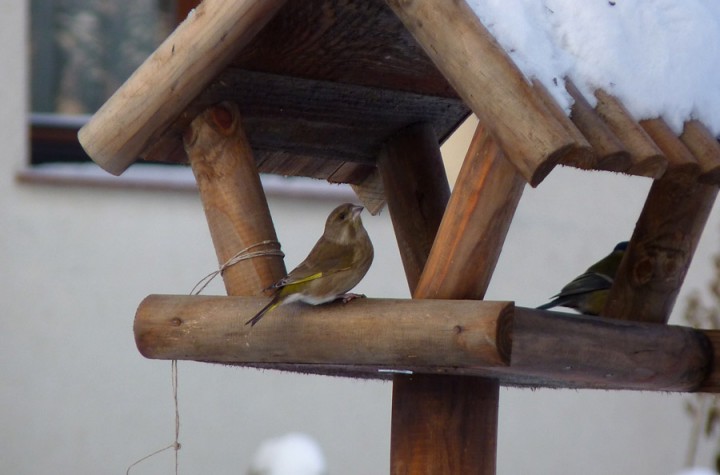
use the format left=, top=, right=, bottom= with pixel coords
left=537, top=241, right=628, bottom=316
left=246, top=203, right=374, bottom=326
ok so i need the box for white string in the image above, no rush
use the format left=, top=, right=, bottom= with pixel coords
left=127, top=241, right=282, bottom=474
left=126, top=360, right=180, bottom=475
left=190, top=240, right=284, bottom=295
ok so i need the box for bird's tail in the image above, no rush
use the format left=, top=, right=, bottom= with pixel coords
left=536, top=298, right=561, bottom=311
left=245, top=295, right=280, bottom=327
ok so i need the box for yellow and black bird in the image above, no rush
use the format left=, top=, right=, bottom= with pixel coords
left=246, top=203, right=374, bottom=326
left=537, top=241, right=628, bottom=316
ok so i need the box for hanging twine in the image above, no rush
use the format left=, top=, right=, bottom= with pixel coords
left=126, top=360, right=180, bottom=475
left=126, top=240, right=282, bottom=474
left=190, top=240, right=284, bottom=295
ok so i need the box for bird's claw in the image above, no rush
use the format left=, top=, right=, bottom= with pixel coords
left=340, top=293, right=366, bottom=304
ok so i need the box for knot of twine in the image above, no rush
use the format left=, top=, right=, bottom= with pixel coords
left=190, top=240, right=284, bottom=295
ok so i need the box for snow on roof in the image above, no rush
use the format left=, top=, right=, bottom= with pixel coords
left=467, top=0, right=720, bottom=136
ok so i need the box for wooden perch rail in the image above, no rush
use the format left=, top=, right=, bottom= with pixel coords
left=134, top=295, right=716, bottom=393
left=135, top=295, right=510, bottom=369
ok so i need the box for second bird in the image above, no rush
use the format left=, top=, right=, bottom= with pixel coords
left=246, top=203, right=374, bottom=326
left=537, top=241, right=628, bottom=316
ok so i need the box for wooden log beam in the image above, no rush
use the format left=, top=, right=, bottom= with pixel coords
left=414, top=124, right=525, bottom=300
left=603, top=172, right=718, bottom=324
left=508, top=308, right=710, bottom=392
left=565, top=80, right=631, bottom=172
left=594, top=89, right=667, bottom=178
left=640, top=118, right=699, bottom=174
left=133, top=295, right=714, bottom=392
left=385, top=0, right=591, bottom=186
left=184, top=102, right=286, bottom=295
left=377, top=123, right=451, bottom=292
left=135, top=295, right=510, bottom=368
left=78, top=0, right=287, bottom=175
left=680, top=120, right=720, bottom=185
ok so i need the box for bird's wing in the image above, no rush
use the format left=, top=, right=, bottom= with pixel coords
left=555, top=271, right=613, bottom=298
left=274, top=239, right=356, bottom=289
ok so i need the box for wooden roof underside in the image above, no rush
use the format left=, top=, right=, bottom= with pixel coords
left=85, top=0, right=470, bottom=186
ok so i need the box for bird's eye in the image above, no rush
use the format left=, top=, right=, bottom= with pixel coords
left=338, top=212, right=347, bottom=220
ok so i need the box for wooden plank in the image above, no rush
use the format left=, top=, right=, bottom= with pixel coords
left=385, top=0, right=590, bottom=186
left=134, top=295, right=715, bottom=392
left=378, top=123, right=451, bottom=292
left=593, top=89, right=667, bottom=178
left=140, top=69, right=470, bottom=177
left=603, top=173, right=718, bottom=323
left=233, top=0, right=458, bottom=98
left=184, top=103, right=286, bottom=295
left=680, top=120, right=720, bottom=185
left=414, top=124, right=525, bottom=300
left=78, top=0, right=288, bottom=175
left=565, top=79, right=631, bottom=172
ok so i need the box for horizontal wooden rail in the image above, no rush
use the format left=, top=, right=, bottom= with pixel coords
left=135, top=295, right=714, bottom=392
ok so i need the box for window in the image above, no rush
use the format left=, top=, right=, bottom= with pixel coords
left=29, top=0, right=179, bottom=166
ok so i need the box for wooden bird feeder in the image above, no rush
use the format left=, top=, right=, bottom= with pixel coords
left=78, top=0, right=720, bottom=473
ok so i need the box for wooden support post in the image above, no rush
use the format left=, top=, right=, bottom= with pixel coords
left=392, top=375, right=499, bottom=474
left=414, top=124, right=525, bottom=300
left=603, top=137, right=718, bottom=323
left=78, top=0, right=287, bottom=175
left=382, top=120, right=524, bottom=474
left=385, top=0, right=590, bottom=186
left=184, top=102, right=286, bottom=295
left=377, top=124, right=451, bottom=292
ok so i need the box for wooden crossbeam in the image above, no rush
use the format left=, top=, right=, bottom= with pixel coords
left=133, top=295, right=715, bottom=393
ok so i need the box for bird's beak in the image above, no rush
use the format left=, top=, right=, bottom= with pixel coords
left=351, top=205, right=364, bottom=220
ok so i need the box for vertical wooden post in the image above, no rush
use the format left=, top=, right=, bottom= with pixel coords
left=377, top=123, right=451, bottom=293
left=184, top=102, right=286, bottom=296
left=381, top=122, right=524, bottom=475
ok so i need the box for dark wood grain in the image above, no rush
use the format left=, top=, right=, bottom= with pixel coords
left=603, top=172, right=718, bottom=323
left=378, top=123, right=451, bottom=293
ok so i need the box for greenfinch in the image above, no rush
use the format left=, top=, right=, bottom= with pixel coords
left=537, top=241, right=628, bottom=316
left=246, top=203, right=374, bottom=326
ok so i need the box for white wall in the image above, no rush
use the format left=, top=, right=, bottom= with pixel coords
left=2, top=3, right=719, bottom=474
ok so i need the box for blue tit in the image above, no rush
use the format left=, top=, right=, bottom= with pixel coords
left=537, top=241, right=628, bottom=316
left=246, top=203, right=374, bottom=327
